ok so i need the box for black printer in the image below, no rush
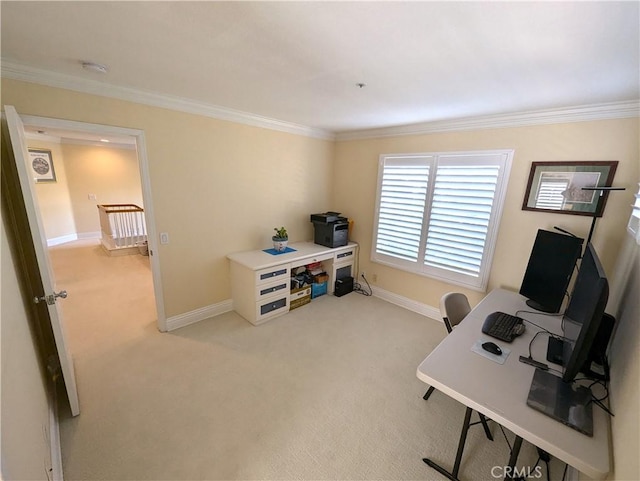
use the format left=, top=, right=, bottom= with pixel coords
left=310, top=212, right=349, bottom=248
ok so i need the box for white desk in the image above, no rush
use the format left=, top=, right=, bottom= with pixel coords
left=417, top=288, right=610, bottom=480
left=227, top=242, right=357, bottom=325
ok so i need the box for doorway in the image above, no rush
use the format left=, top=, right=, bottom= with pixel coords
left=19, top=114, right=166, bottom=335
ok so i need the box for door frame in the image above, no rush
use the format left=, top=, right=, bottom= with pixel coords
left=20, top=113, right=167, bottom=331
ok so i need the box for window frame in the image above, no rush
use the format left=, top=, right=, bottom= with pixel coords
left=371, top=149, right=514, bottom=291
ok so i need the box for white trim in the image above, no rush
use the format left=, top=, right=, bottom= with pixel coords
left=134, top=130, right=167, bottom=331
left=372, top=150, right=513, bottom=292
left=47, top=233, right=78, bottom=247
left=4, top=60, right=637, bottom=142
left=370, top=285, right=442, bottom=323
left=47, top=231, right=100, bottom=246
left=58, top=137, right=136, bottom=150
left=166, top=299, right=234, bottom=331
left=18, top=114, right=169, bottom=332
left=336, top=100, right=640, bottom=140
left=1, top=60, right=334, bottom=141
left=48, top=391, right=63, bottom=481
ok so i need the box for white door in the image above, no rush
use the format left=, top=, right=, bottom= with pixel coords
left=4, top=105, right=80, bottom=415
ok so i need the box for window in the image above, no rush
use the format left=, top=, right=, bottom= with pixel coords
left=628, top=183, right=640, bottom=245
left=372, top=150, right=513, bottom=291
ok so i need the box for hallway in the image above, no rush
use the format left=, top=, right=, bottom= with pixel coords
left=48, top=239, right=156, bottom=356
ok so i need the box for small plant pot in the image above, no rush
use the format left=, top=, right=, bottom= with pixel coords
left=272, top=236, right=288, bottom=252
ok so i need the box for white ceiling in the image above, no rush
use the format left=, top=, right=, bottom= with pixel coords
left=2, top=1, right=639, bottom=136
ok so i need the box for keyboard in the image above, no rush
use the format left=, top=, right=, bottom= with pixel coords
left=482, top=311, right=525, bottom=342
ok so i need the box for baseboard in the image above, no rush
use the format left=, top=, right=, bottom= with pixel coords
left=166, top=299, right=234, bottom=331
left=47, top=234, right=78, bottom=246
left=166, top=288, right=440, bottom=331
left=47, top=231, right=101, bottom=246
left=370, top=285, right=442, bottom=323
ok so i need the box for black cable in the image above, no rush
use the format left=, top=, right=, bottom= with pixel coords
left=354, top=274, right=372, bottom=296
left=527, top=330, right=545, bottom=358
left=570, top=375, right=615, bottom=417
left=498, top=424, right=513, bottom=452
left=525, top=330, right=563, bottom=375
left=518, top=315, right=565, bottom=340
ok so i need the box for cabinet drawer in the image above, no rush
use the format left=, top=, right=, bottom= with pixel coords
left=255, top=295, right=289, bottom=323
left=256, top=279, right=289, bottom=301
left=301, top=252, right=333, bottom=265
left=335, top=247, right=355, bottom=261
left=255, top=264, right=290, bottom=285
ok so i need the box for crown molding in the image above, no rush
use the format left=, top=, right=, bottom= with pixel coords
left=1, top=60, right=335, bottom=141
left=3, top=60, right=637, bottom=143
left=336, top=100, right=640, bottom=141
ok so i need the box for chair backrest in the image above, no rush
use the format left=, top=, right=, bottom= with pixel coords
left=439, top=292, right=471, bottom=334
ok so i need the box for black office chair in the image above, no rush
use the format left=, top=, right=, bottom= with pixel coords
left=423, top=292, right=493, bottom=440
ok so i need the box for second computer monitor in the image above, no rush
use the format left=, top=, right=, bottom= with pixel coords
left=519, top=229, right=583, bottom=313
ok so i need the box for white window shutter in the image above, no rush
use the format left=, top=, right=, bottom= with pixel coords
left=424, top=165, right=500, bottom=276
left=372, top=150, right=512, bottom=291
left=375, top=158, right=430, bottom=262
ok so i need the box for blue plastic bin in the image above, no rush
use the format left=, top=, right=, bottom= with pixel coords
left=311, top=281, right=328, bottom=299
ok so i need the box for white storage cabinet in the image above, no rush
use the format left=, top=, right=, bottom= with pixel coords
left=228, top=242, right=357, bottom=325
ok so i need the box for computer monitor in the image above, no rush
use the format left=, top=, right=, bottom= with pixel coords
left=519, top=229, right=583, bottom=313
left=559, top=243, right=610, bottom=383
left=527, top=243, right=610, bottom=436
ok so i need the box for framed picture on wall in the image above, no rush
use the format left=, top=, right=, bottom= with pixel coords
left=522, top=161, right=618, bottom=217
left=28, top=149, right=57, bottom=183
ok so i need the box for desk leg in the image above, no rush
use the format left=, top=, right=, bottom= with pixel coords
left=423, top=406, right=473, bottom=481
left=504, top=435, right=523, bottom=481
left=478, top=414, right=494, bottom=441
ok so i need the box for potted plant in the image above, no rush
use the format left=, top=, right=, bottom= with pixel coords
left=272, top=226, right=289, bottom=252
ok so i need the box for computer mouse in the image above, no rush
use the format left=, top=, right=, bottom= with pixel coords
left=482, top=341, right=502, bottom=355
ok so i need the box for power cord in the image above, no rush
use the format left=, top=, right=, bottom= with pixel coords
left=354, top=273, right=372, bottom=296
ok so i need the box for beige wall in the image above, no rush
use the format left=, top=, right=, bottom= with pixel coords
left=27, top=140, right=76, bottom=241
left=1, top=78, right=638, bottom=481
left=60, top=143, right=142, bottom=236
left=2, top=79, right=334, bottom=317
left=606, top=234, right=640, bottom=481
left=334, top=119, right=639, bottom=308
left=334, top=121, right=639, bottom=481
left=1, top=215, right=52, bottom=480
left=25, top=140, right=144, bottom=242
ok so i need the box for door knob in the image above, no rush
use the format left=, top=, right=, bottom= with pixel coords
left=34, top=290, right=68, bottom=305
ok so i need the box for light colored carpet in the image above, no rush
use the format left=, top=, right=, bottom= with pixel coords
left=51, top=240, right=562, bottom=480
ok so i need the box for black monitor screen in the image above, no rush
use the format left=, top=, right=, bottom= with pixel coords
left=519, top=229, right=583, bottom=313
left=561, top=243, right=609, bottom=383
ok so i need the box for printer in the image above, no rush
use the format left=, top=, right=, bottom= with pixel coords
left=310, top=212, right=349, bottom=248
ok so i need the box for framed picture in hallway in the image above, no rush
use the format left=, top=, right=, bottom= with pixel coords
left=28, top=148, right=57, bottom=182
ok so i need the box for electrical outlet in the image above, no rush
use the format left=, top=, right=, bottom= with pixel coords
left=160, top=232, right=169, bottom=244
left=361, top=271, right=366, bottom=278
